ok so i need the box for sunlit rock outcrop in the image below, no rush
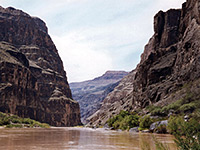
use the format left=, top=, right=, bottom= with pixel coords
left=70, top=71, right=128, bottom=124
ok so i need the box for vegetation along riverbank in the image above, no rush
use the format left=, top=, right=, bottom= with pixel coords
left=0, top=112, right=50, bottom=128
left=105, top=109, right=200, bottom=149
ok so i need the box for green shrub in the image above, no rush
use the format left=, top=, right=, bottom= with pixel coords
left=148, top=91, right=200, bottom=117
left=168, top=116, right=200, bottom=150
left=178, top=102, right=196, bottom=113
left=119, top=115, right=140, bottom=130
left=40, top=123, right=50, bottom=128
left=0, top=112, right=7, bottom=118
left=152, top=107, right=164, bottom=116
left=118, top=110, right=129, bottom=117
left=139, top=115, right=153, bottom=130
left=146, top=105, right=159, bottom=112
left=107, top=115, right=118, bottom=127
left=10, top=115, right=22, bottom=124
left=107, top=110, right=140, bottom=130
left=112, top=121, right=120, bottom=129
left=0, top=112, right=50, bottom=128
left=0, top=117, right=10, bottom=125
left=22, top=118, right=34, bottom=124
left=6, top=124, right=23, bottom=128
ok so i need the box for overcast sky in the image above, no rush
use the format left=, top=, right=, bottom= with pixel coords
left=0, top=0, right=185, bottom=82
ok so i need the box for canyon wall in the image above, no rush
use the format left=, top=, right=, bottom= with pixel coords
left=70, top=71, right=128, bottom=124
left=88, top=0, right=200, bottom=126
left=0, top=6, right=81, bottom=126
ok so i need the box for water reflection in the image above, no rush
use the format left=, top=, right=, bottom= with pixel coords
left=0, top=127, right=176, bottom=150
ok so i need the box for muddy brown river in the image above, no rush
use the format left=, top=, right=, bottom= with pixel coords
left=0, top=127, right=177, bottom=150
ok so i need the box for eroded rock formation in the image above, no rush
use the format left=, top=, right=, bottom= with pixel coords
left=0, top=6, right=81, bottom=126
left=70, top=71, right=128, bottom=124
left=88, top=70, right=135, bottom=126
left=88, top=0, right=200, bottom=126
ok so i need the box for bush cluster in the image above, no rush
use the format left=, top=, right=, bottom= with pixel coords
left=147, top=92, right=200, bottom=117
left=107, top=110, right=140, bottom=130
left=107, top=111, right=157, bottom=131
left=139, top=115, right=153, bottom=130
left=0, top=112, right=49, bottom=128
left=168, top=115, right=200, bottom=150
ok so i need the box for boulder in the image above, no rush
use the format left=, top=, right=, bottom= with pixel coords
left=129, top=127, right=139, bottom=133
left=150, top=120, right=168, bottom=133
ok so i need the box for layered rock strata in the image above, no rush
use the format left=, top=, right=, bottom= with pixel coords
left=70, top=71, right=128, bottom=124
left=88, top=70, right=135, bottom=126
left=0, top=7, right=81, bottom=126
left=88, top=0, right=200, bottom=126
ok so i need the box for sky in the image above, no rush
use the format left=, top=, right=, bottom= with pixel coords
left=0, top=0, right=186, bottom=82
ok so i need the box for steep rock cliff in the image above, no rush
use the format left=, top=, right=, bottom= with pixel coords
left=88, top=70, right=135, bottom=126
left=70, top=71, right=128, bottom=124
left=88, top=0, right=200, bottom=126
left=0, top=6, right=81, bottom=126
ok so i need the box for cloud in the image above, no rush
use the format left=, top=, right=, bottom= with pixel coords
left=52, top=32, right=113, bottom=82
left=50, top=16, right=151, bottom=82
left=0, top=0, right=186, bottom=82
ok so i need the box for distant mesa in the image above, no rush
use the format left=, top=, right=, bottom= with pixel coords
left=70, top=71, right=128, bottom=124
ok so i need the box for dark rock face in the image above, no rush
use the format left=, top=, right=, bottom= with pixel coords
left=70, top=71, right=128, bottom=124
left=154, top=10, right=181, bottom=48
left=0, top=7, right=81, bottom=126
left=132, top=0, right=200, bottom=108
left=88, top=0, right=200, bottom=126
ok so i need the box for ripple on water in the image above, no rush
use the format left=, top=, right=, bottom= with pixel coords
left=0, top=127, right=176, bottom=150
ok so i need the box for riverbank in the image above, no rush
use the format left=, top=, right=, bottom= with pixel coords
left=0, top=112, right=50, bottom=128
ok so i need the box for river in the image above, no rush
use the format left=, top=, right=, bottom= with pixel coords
left=0, top=127, right=176, bottom=150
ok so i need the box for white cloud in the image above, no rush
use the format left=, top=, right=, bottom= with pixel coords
left=50, top=18, right=151, bottom=82
left=0, top=0, right=186, bottom=82
left=52, top=32, right=113, bottom=82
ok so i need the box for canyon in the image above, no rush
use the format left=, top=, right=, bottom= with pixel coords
left=1, top=0, right=200, bottom=129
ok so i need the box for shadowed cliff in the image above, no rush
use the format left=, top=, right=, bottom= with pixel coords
left=0, top=6, right=81, bottom=126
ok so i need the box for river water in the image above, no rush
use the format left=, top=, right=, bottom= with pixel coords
left=0, top=127, right=176, bottom=150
